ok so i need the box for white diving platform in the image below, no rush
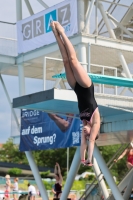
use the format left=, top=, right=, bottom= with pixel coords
left=13, top=88, right=133, bottom=146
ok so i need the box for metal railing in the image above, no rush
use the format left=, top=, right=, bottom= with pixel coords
left=45, top=56, right=119, bottom=96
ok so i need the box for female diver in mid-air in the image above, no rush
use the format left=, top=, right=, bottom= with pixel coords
left=51, top=21, right=100, bottom=166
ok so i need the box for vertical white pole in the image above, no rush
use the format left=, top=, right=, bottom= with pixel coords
left=83, top=0, right=95, bottom=32
left=18, top=64, right=25, bottom=96
left=102, top=67, right=104, bottom=94
left=114, top=69, right=117, bottom=95
left=93, top=157, right=109, bottom=199
left=78, top=44, right=87, bottom=71
left=77, top=0, right=85, bottom=32
left=67, top=147, right=69, bottom=176
left=18, top=64, right=49, bottom=200
left=16, top=0, right=22, bottom=21
left=93, top=145, right=124, bottom=200
left=88, top=43, right=91, bottom=72
left=95, top=0, right=98, bottom=35
left=60, top=147, right=81, bottom=200
left=99, top=84, right=102, bottom=93
left=84, top=0, right=90, bottom=34
left=43, top=57, right=46, bottom=90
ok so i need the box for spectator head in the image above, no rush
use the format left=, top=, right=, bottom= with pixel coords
left=27, top=183, right=31, bottom=187
left=5, top=174, right=10, bottom=179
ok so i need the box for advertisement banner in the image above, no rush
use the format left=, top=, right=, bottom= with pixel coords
left=17, top=0, right=78, bottom=54
left=20, top=109, right=82, bottom=151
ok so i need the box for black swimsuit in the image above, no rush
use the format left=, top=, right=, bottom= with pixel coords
left=54, top=183, right=62, bottom=198
left=74, top=82, right=98, bottom=122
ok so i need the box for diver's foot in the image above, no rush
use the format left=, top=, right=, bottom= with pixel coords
left=50, top=21, right=58, bottom=35
left=84, top=160, right=93, bottom=166
left=54, top=21, right=65, bottom=34
left=81, top=160, right=86, bottom=166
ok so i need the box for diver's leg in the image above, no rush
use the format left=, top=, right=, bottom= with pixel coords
left=54, top=21, right=91, bottom=88
left=51, top=22, right=76, bottom=89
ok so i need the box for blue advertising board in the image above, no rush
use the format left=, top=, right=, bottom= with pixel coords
left=20, top=109, right=82, bottom=151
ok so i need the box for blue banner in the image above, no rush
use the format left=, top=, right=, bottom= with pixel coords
left=20, top=110, right=82, bottom=151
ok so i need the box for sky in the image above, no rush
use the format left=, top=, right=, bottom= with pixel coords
left=0, top=0, right=132, bottom=143
left=0, top=0, right=64, bottom=143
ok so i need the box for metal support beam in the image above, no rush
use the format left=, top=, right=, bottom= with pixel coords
left=98, top=2, right=116, bottom=39
left=59, top=81, right=66, bottom=89
left=37, top=0, right=49, bottom=9
left=24, top=0, right=34, bottom=15
left=101, top=113, right=133, bottom=132
left=0, top=75, right=19, bottom=128
left=84, top=0, right=90, bottom=34
left=88, top=43, right=91, bottom=72
left=99, top=0, right=130, bottom=8
left=83, top=0, right=95, bottom=32
left=95, top=0, right=98, bottom=35
left=98, top=1, right=133, bottom=95
left=18, top=64, right=25, bottom=96
left=119, top=87, right=127, bottom=95
left=118, top=168, right=133, bottom=192
left=123, top=173, right=133, bottom=200
left=77, top=0, right=85, bottom=32
left=18, top=64, right=49, bottom=200
left=16, top=0, right=22, bottom=21
left=53, top=68, right=65, bottom=89
left=60, top=147, right=81, bottom=200
left=67, top=147, right=69, bottom=176
left=93, top=145, right=124, bottom=200
left=118, top=52, right=132, bottom=79
left=25, top=151, right=49, bottom=199
left=78, top=43, right=87, bottom=71
left=93, top=157, right=109, bottom=199
left=107, top=12, right=133, bottom=38
left=43, top=57, right=46, bottom=90
left=118, top=52, right=133, bottom=93
left=16, top=35, right=133, bottom=64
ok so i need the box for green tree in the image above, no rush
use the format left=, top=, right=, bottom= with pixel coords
left=8, top=168, right=22, bottom=176
left=40, top=170, right=50, bottom=178
left=0, top=138, right=28, bottom=164
left=0, top=139, right=129, bottom=182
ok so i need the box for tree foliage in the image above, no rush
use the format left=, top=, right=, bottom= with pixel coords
left=8, top=168, right=22, bottom=176
left=0, top=139, right=129, bottom=181
left=0, top=138, right=28, bottom=164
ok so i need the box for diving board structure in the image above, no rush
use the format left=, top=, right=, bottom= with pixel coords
left=13, top=88, right=133, bottom=146
left=13, top=87, right=133, bottom=200
left=1, top=0, right=133, bottom=200
left=53, top=73, right=133, bottom=88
